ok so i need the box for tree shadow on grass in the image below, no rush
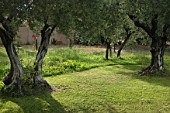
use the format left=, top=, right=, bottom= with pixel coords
left=112, top=59, right=170, bottom=88
left=103, top=58, right=170, bottom=88
left=0, top=88, right=67, bottom=113
left=132, top=70, right=170, bottom=88
left=103, top=63, right=143, bottom=76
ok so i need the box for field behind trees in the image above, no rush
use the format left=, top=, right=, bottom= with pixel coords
left=0, top=46, right=170, bottom=113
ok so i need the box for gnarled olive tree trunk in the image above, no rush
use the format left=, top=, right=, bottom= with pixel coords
left=145, top=34, right=167, bottom=73
left=0, top=18, right=23, bottom=94
left=128, top=14, right=169, bottom=74
left=33, top=23, right=55, bottom=89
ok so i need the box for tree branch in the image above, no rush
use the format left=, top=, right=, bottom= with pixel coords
left=128, top=14, right=152, bottom=38
left=41, top=22, right=50, bottom=38
left=163, top=24, right=169, bottom=34
left=151, top=14, right=158, bottom=34
left=0, top=15, right=5, bottom=23
left=162, top=24, right=169, bottom=40
left=50, top=25, right=56, bottom=34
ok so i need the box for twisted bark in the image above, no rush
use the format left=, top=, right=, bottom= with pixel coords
left=33, top=23, right=56, bottom=89
left=0, top=17, right=23, bottom=94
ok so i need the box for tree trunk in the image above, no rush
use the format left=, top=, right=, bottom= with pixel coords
left=0, top=28, right=23, bottom=94
left=113, top=44, right=116, bottom=53
left=33, top=24, right=55, bottom=89
left=35, top=39, right=38, bottom=50
left=141, top=37, right=166, bottom=74
left=69, top=33, right=75, bottom=48
left=117, top=33, right=131, bottom=58
left=151, top=37, right=165, bottom=70
left=105, top=42, right=111, bottom=60
left=109, top=45, right=112, bottom=58
left=69, top=38, right=73, bottom=48
left=128, top=14, right=169, bottom=74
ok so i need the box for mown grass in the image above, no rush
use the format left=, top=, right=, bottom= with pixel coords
left=0, top=45, right=170, bottom=113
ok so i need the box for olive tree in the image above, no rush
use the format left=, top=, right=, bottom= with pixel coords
left=27, top=0, right=104, bottom=87
left=0, top=0, right=31, bottom=94
left=126, top=0, right=170, bottom=74
left=72, top=0, right=125, bottom=60
left=27, top=0, right=61, bottom=88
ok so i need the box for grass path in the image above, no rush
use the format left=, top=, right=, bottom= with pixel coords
left=1, top=65, right=170, bottom=113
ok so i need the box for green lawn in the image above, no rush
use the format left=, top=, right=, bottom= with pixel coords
left=0, top=46, right=170, bottom=113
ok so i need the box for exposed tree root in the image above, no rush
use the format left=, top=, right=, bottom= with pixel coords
left=32, top=79, right=52, bottom=90
left=2, top=74, right=22, bottom=96
left=3, top=76, right=12, bottom=86
left=32, top=71, right=52, bottom=90
left=139, top=65, right=163, bottom=76
left=1, top=74, right=52, bottom=97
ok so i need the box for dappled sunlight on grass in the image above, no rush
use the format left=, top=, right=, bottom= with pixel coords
left=0, top=83, right=67, bottom=113
left=0, top=46, right=170, bottom=112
